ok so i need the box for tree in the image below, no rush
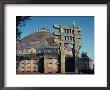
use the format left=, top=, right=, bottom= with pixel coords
left=16, top=16, right=31, bottom=41
left=80, top=52, right=94, bottom=74
left=81, top=51, right=89, bottom=60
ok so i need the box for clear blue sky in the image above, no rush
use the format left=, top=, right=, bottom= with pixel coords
left=19, top=16, right=94, bottom=60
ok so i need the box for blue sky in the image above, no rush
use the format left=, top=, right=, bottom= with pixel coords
left=19, top=16, right=94, bottom=60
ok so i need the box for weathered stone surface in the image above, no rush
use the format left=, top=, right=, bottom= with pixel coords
left=17, top=31, right=58, bottom=50
left=44, top=58, right=59, bottom=73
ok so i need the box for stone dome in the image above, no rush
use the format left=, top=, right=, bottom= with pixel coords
left=16, top=30, right=72, bottom=55
left=17, top=31, right=58, bottom=50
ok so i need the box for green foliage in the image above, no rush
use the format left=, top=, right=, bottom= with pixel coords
left=16, top=16, right=31, bottom=41
left=81, top=51, right=90, bottom=60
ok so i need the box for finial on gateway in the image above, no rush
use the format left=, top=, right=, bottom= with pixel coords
left=73, top=20, right=76, bottom=27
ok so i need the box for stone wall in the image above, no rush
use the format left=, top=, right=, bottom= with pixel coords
left=44, top=59, right=59, bottom=73
left=17, top=60, right=38, bottom=73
